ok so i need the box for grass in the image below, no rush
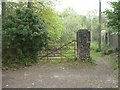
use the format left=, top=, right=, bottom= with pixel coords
left=38, top=44, right=97, bottom=67
left=90, top=41, right=98, bottom=50
left=109, top=54, right=118, bottom=71
left=107, top=53, right=118, bottom=79
left=90, top=41, right=107, bottom=59
left=3, top=42, right=104, bottom=70
left=90, top=41, right=118, bottom=71
left=38, top=56, right=97, bottom=69
left=90, top=41, right=106, bottom=51
left=90, top=50, right=105, bottom=59
left=110, top=59, right=118, bottom=70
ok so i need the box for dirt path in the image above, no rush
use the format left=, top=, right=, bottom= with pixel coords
left=2, top=55, right=118, bottom=88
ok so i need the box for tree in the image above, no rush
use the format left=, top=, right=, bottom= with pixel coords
left=6, top=2, right=27, bottom=16
left=5, top=1, right=63, bottom=43
left=32, top=1, right=64, bottom=42
left=104, top=1, right=120, bottom=32
left=104, top=1, right=120, bottom=52
left=86, top=10, right=98, bottom=42
left=2, top=8, right=48, bottom=65
left=41, top=7, right=63, bottom=42
left=60, top=7, right=87, bottom=43
left=2, top=1, right=64, bottom=66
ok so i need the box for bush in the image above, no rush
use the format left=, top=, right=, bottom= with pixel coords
left=2, top=8, right=48, bottom=66
left=90, top=41, right=107, bottom=52
left=90, top=41, right=98, bottom=50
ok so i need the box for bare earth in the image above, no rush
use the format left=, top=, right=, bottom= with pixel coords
left=2, top=55, right=118, bottom=88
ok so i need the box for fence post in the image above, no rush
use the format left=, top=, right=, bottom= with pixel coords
left=60, top=39, right=62, bottom=61
left=47, top=44, right=48, bottom=61
left=74, top=40, right=76, bottom=60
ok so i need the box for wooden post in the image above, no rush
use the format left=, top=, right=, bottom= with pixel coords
left=60, top=39, right=62, bottom=61
left=98, top=0, right=101, bottom=50
left=77, top=29, right=90, bottom=60
left=2, top=0, right=6, bottom=22
left=47, top=44, right=48, bottom=60
left=105, top=32, right=108, bottom=46
left=74, top=40, right=76, bottom=60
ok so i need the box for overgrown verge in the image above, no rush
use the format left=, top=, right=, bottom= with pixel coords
left=90, top=41, right=108, bottom=66
left=107, top=53, right=118, bottom=79
left=109, top=53, right=118, bottom=71
left=90, top=41, right=118, bottom=58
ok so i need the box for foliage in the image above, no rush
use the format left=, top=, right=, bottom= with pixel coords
left=62, top=48, right=75, bottom=59
left=86, top=10, right=108, bottom=42
left=31, top=1, right=64, bottom=42
left=90, top=50, right=105, bottom=61
left=110, top=55, right=118, bottom=71
left=40, top=7, right=64, bottom=42
left=2, top=1, right=64, bottom=67
left=90, top=41, right=106, bottom=60
left=90, top=41, right=98, bottom=50
left=6, top=1, right=63, bottom=43
left=60, top=7, right=87, bottom=43
left=104, top=1, right=120, bottom=32
left=2, top=8, right=48, bottom=66
left=91, top=40, right=107, bottom=50
left=6, top=2, right=27, bottom=16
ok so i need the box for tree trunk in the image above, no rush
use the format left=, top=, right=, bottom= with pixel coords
left=91, top=17, right=94, bottom=42
left=2, top=1, right=6, bottom=22
left=27, top=0, right=32, bottom=8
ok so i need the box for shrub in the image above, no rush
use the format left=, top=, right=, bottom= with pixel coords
left=90, top=41, right=107, bottom=52
left=2, top=8, right=48, bottom=66
left=90, top=41, right=98, bottom=50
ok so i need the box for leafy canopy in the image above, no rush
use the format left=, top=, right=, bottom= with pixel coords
left=104, top=1, right=120, bottom=32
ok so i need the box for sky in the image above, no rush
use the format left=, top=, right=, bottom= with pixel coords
left=55, top=0, right=117, bottom=15
left=0, top=0, right=117, bottom=15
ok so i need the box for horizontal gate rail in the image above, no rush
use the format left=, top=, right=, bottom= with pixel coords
left=39, top=40, right=77, bottom=60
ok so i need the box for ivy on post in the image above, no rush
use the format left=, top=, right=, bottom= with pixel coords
left=77, top=29, right=91, bottom=61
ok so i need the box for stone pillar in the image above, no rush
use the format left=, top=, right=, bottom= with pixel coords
left=77, top=29, right=90, bottom=60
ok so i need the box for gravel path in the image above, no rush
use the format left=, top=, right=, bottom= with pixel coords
left=2, top=55, right=118, bottom=88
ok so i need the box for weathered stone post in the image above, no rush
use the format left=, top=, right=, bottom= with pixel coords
left=77, top=29, right=90, bottom=60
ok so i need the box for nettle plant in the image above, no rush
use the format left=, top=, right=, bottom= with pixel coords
left=3, top=8, right=48, bottom=65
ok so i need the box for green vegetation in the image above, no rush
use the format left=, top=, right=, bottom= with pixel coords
left=90, top=41, right=106, bottom=59
left=2, top=0, right=119, bottom=69
left=105, top=53, right=118, bottom=79
left=104, top=1, right=120, bottom=32
left=110, top=58, right=118, bottom=71
left=60, top=7, right=88, bottom=43
left=38, top=58, right=96, bottom=68
left=62, top=49, right=75, bottom=59
left=2, top=8, right=48, bottom=66
left=90, top=41, right=99, bottom=50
